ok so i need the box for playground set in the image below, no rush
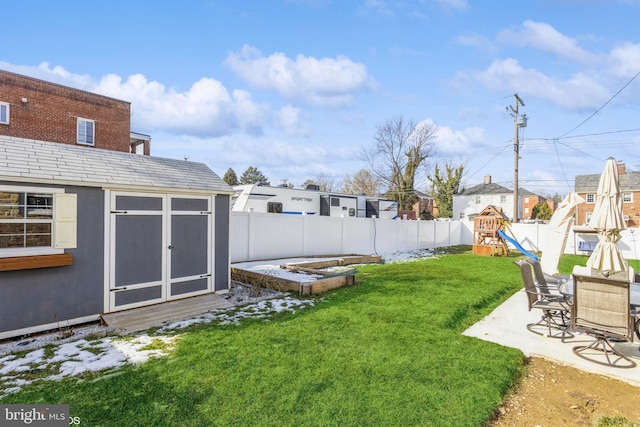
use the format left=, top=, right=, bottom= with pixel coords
left=472, top=205, right=539, bottom=260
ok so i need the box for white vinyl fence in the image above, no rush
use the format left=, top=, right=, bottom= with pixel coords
left=229, top=212, right=640, bottom=264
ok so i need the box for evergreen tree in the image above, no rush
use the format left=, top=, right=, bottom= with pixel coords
left=223, top=168, right=239, bottom=186
left=531, top=201, right=553, bottom=220
left=240, top=166, right=269, bottom=185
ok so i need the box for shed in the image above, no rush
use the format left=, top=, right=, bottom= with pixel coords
left=0, top=136, right=233, bottom=340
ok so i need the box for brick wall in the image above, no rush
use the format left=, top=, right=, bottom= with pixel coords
left=576, top=192, right=640, bottom=228
left=0, top=70, right=131, bottom=152
left=522, top=195, right=546, bottom=219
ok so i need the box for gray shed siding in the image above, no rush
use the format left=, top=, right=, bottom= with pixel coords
left=0, top=183, right=104, bottom=334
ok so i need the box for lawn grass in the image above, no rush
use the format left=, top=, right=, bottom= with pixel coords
left=1, top=248, right=583, bottom=426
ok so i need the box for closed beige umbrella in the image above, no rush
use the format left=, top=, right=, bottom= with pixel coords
left=586, top=158, right=627, bottom=275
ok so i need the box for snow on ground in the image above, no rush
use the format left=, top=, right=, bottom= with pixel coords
left=231, top=249, right=435, bottom=279
left=0, top=249, right=435, bottom=398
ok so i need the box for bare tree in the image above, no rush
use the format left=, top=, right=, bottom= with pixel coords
left=342, top=169, right=382, bottom=195
left=363, top=116, right=438, bottom=210
left=314, top=173, right=338, bottom=192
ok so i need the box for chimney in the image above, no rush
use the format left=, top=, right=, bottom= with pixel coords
left=617, top=161, right=626, bottom=175
left=484, top=175, right=492, bottom=185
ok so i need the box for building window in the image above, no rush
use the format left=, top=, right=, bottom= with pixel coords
left=623, top=192, right=633, bottom=203
left=0, top=185, right=76, bottom=257
left=586, top=212, right=592, bottom=225
left=0, top=102, right=9, bottom=125
left=586, top=194, right=595, bottom=204
left=500, top=195, right=506, bottom=203
left=77, top=118, right=95, bottom=146
left=524, top=197, right=529, bottom=203
left=475, top=196, right=481, bottom=204
left=524, top=207, right=529, bottom=214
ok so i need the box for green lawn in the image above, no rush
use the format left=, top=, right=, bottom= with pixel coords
left=0, top=248, right=592, bottom=426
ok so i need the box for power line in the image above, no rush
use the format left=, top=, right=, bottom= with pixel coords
left=556, top=70, right=640, bottom=139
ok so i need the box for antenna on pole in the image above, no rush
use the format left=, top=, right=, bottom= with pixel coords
left=509, top=93, right=527, bottom=223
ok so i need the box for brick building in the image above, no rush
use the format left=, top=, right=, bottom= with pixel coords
left=0, top=69, right=150, bottom=154
left=575, top=161, right=640, bottom=228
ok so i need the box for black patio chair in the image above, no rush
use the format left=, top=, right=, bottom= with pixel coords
left=514, top=260, right=572, bottom=339
left=525, top=259, right=570, bottom=295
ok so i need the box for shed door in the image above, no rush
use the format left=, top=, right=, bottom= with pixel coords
left=108, top=193, right=212, bottom=311
left=167, top=196, right=212, bottom=300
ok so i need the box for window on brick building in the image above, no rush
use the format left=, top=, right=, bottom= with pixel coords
left=77, top=118, right=95, bottom=146
left=623, top=192, right=633, bottom=203
left=586, top=194, right=595, bottom=203
left=0, top=102, right=9, bottom=125
left=0, top=185, right=77, bottom=257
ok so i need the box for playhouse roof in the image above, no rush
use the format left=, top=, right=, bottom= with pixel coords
left=477, top=205, right=508, bottom=218
left=0, top=136, right=233, bottom=194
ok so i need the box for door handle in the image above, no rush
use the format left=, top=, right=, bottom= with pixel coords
left=168, top=245, right=173, bottom=250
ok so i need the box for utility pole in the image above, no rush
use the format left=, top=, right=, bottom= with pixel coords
left=509, top=94, right=526, bottom=223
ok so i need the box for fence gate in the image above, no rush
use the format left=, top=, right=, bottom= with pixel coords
left=108, top=192, right=212, bottom=312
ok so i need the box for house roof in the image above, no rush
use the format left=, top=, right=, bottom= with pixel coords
left=575, top=170, right=640, bottom=193
left=0, top=136, right=233, bottom=194
left=458, top=182, right=512, bottom=195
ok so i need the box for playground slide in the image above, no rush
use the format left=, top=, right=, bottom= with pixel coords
left=497, top=229, right=539, bottom=261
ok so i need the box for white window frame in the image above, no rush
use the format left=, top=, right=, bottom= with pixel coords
left=500, top=195, right=506, bottom=203
left=475, top=196, right=481, bottom=204
left=586, top=194, right=595, bottom=204
left=623, top=192, right=633, bottom=203
left=586, top=212, right=593, bottom=225
left=0, top=102, right=9, bottom=125
left=0, top=185, right=76, bottom=258
left=77, top=117, right=95, bottom=146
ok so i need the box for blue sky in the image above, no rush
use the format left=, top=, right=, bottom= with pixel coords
left=3, top=0, right=640, bottom=197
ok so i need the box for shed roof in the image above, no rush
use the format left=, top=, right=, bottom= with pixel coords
left=575, top=171, right=640, bottom=193
left=0, top=136, right=233, bottom=194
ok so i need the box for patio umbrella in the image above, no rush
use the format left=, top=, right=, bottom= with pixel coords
left=585, top=157, right=627, bottom=275
left=539, top=192, right=584, bottom=276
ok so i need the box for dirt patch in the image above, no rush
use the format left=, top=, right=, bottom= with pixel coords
left=488, top=357, right=640, bottom=426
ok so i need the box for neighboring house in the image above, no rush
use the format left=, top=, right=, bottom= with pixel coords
left=0, top=69, right=150, bottom=155
left=575, top=161, right=640, bottom=228
left=453, top=175, right=516, bottom=221
left=0, top=136, right=233, bottom=340
left=411, top=190, right=437, bottom=218
left=520, top=190, right=548, bottom=220
left=452, top=175, right=544, bottom=221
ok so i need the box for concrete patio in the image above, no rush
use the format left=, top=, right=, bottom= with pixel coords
left=463, top=289, right=640, bottom=387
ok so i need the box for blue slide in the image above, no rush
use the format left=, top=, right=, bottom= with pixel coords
left=497, top=229, right=539, bottom=261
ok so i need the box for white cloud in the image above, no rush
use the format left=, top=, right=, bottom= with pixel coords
left=609, top=42, right=640, bottom=78
left=471, top=58, right=610, bottom=110
left=497, top=20, right=597, bottom=64
left=434, top=123, right=488, bottom=154
left=276, top=104, right=312, bottom=136
left=96, top=74, right=268, bottom=137
left=224, top=45, right=375, bottom=107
